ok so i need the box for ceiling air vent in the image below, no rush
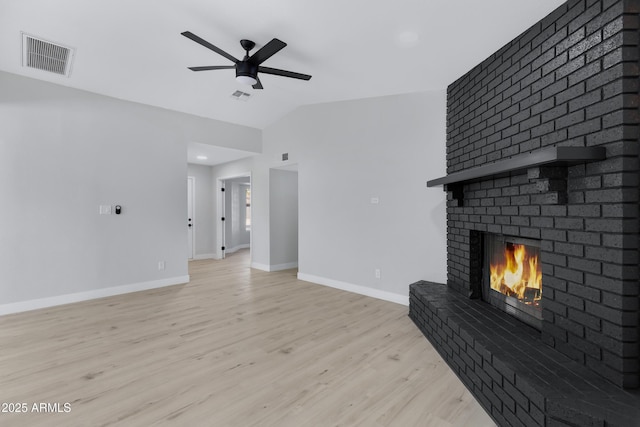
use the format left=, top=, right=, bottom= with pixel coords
left=22, top=33, right=75, bottom=77
left=230, top=90, right=251, bottom=102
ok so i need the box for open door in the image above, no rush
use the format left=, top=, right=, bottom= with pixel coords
left=217, top=175, right=251, bottom=261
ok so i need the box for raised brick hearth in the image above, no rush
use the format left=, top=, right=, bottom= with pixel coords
left=410, top=0, right=640, bottom=426
left=410, top=281, right=640, bottom=427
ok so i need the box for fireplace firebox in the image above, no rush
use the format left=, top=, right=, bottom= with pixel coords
left=482, top=234, right=542, bottom=330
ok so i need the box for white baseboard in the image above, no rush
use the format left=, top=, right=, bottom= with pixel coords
left=225, top=244, right=250, bottom=254
left=297, top=273, right=409, bottom=306
left=270, top=262, right=298, bottom=271
left=250, top=261, right=298, bottom=272
left=0, top=275, right=190, bottom=316
left=193, top=253, right=217, bottom=260
left=250, top=262, right=271, bottom=271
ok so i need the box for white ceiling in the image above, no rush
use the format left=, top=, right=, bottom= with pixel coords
left=1, top=0, right=565, bottom=131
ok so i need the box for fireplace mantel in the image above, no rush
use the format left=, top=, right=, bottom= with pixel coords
left=426, top=146, right=605, bottom=187
left=426, top=146, right=605, bottom=205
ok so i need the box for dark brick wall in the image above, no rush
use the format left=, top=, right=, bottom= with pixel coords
left=445, top=0, right=640, bottom=389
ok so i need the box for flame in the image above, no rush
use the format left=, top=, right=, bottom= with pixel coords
left=490, top=244, right=542, bottom=305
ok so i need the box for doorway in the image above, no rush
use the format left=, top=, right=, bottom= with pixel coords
left=217, top=174, right=251, bottom=261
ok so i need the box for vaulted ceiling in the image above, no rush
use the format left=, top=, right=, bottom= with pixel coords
left=1, top=0, right=566, bottom=130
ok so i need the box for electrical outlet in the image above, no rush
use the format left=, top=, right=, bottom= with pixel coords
left=158, top=261, right=165, bottom=271
left=375, top=269, right=381, bottom=279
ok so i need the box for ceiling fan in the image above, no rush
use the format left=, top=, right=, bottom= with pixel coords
left=181, top=31, right=312, bottom=90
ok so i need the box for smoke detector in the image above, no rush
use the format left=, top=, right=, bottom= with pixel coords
left=22, top=33, right=75, bottom=77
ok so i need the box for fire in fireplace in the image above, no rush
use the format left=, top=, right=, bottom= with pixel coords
left=483, top=234, right=542, bottom=329
left=489, top=243, right=542, bottom=305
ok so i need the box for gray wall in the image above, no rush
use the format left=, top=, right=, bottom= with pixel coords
left=2, top=67, right=446, bottom=310
left=269, top=169, right=299, bottom=267
left=0, top=70, right=260, bottom=311
left=258, top=91, right=448, bottom=301
left=216, top=91, right=447, bottom=299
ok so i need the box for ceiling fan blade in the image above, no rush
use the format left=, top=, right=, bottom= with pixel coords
left=181, top=31, right=239, bottom=63
left=259, top=66, right=312, bottom=81
left=188, top=65, right=236, bottom=71
left=252, top=77, right=264, bottom=90
left=249, top=38, right=286, bottom=65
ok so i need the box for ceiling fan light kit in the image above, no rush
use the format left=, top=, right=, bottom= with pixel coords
left=236, top=75, right=257, bottom=86
left=181, top=31, right=311, bottom=90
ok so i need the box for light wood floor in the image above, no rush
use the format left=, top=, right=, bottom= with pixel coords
left=0, top=250, right=495, bottom=426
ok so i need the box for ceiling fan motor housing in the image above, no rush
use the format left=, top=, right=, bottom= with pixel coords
left=236, top=60, right=258, bottom=80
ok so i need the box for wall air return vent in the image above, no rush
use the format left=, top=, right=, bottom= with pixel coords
left=22, top=33, right=75, bottom=77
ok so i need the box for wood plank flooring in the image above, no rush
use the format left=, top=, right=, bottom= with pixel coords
left=0, top=250, right=495, bottom=426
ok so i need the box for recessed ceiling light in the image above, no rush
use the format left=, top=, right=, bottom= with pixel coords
left=196, top=155, right=208, bottom=160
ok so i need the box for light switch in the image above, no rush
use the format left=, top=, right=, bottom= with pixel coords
left=99, top=205, right=112, bottom=215
left=370, top=197, right=379, bottom=204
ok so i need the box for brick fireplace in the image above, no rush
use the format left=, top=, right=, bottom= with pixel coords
left=410, top=0, right=640, bottom=425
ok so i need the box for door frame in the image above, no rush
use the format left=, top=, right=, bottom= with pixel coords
left=216, top=172, right=252, bottom=260
left=187, top=176, right=195, bottom=260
